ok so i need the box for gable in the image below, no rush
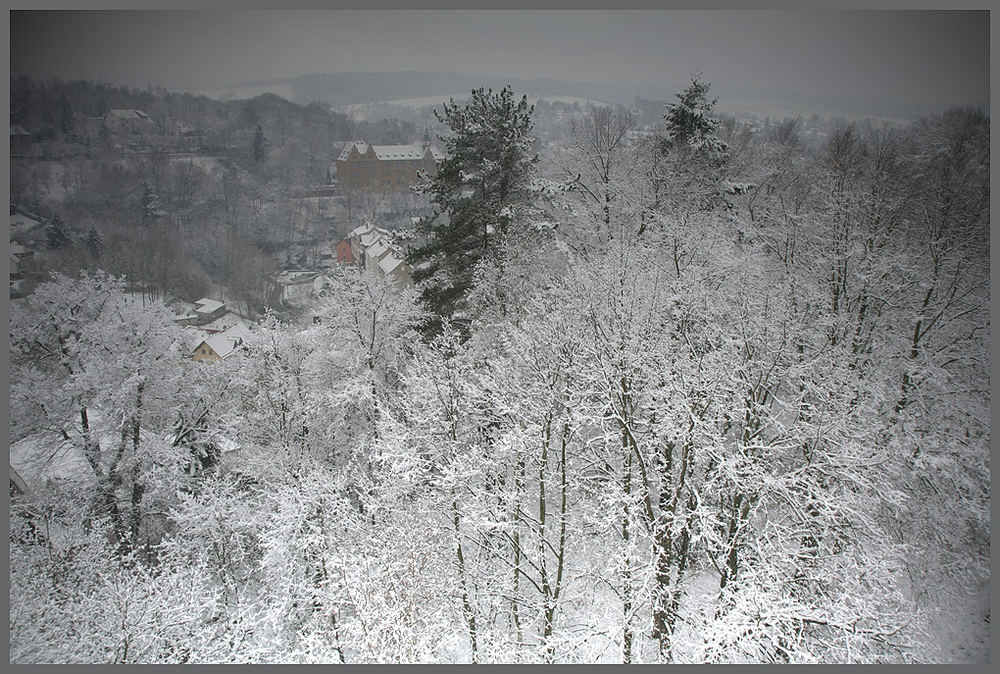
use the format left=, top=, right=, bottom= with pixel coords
left=192, top=341, right=218, bottom=360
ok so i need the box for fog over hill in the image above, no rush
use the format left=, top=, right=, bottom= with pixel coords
left=180, top=71, right=634, bottom=108
left=176, top=70, right=963, bottom=123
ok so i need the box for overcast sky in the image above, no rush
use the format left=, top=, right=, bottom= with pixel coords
left=10, top=10, right=990, bottom=116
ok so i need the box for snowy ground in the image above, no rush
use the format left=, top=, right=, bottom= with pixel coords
left=10, top=432, right=94, bottom=492
left=922, top=583, right=991, bottom=663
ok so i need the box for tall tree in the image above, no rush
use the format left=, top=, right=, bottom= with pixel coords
left=46, top=213, right=70, bottom=249
left=409, top=86, right=538, bottom=334
left=251, top=124, right=269, bottom=167
left=86, top=227, right=105, bottom=259
left=661, top=74, right=728, bottom=158
left=139, top=180, right=164, bottom=224
left=59, top=94, right=76, bottom=141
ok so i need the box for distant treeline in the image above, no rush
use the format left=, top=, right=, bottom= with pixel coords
left=9, top=75, right=422, bottom=147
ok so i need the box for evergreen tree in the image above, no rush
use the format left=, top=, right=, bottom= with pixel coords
left=98, top=121, right=112, bottom=152
left=140, top=180, right=164, bottom=223
left=58, top=94, right=76, bottom=141
left=45, top=214, right=70, bottom=249
left=657, top=75, right=730, bottom=217
left=86, top=227, right=104, bottom=259
left=662, top=74, right=728, bottom=158
left=409, top=86, right=538, bottom=334
left=251, top=124, right=269, bottom=166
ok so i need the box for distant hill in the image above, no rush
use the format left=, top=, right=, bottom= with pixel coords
left=181, top=71, right=650, bottom=110
left=174, top=70, right=956, bottom=123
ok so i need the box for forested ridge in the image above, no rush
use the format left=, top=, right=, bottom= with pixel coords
left=9, top=78, right=990, bottom=663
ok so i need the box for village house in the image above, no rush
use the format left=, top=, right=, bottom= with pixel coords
left=336, top=131, right=444, bottom=193
left=10, top=206, right=45, bottom=241
left=10, top=242, right=35, bottom=298
left=336, top=238, right=354, bottom=263
left=342, top=221, right=414, bottom=286
left=192, top=321, right=252, bottom=363
left=10, top=125, right=31, bottom=155
left=364, top=238, right=393, bottom=275
left=272, top=270, right=326, bottom=306
left=85, top=109, right=157, bottom=138
left=347, top=222, right=391, bottom=263
left=173, top=298, right=227, bottom=326
left=376, top=249, right=412, bottom=285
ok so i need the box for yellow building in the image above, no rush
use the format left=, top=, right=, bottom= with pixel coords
left=192, top=322, right=251, bottom=363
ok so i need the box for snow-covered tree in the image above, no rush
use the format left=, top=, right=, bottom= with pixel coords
left=86, top=227, right=105, bottom=259
left=251, top=124, right=268, bottom=167
left=139, top=180, right=165, bottom=224
left=410, top=86, right=538, bottom=334
left=662, top=74, right=728, bottom=159
left=46, top=213, right=70, bottom=249
left=10, top=272, right=193, bottom=555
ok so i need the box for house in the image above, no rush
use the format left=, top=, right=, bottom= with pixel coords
left=192, top=321, right=252, bottom=363
left=376, top=250, right=413, bottom=286
left=9, top=242, right=33, bottom=298
left=364, top=238, right=393, bottom=274
left=10, top=207, right=45, bottom=241
left=10, top=241, right=25, bottom=274
left=85, top=109, right=157, bottom=138
left=348, top=222, right=392, bottom=262
left=173, top=298, right=227, bottom=326
left=9, top=211, right=38, bottom=286
left=273, top=270, right=323, bottom=305
left=104, top=109, right=157, bottom=135
left=10, top=125, right=31, bottom=155
left=336, top=131, right=444, bottom=193
left=336, top=239, right=354, bottom=263
left=195, top=298, right=226, bottom=322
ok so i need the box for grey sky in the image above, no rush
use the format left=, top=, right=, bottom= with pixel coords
left=10, top=10, right=989, bottom=116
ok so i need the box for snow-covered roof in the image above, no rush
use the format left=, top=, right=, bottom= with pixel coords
left=366, top=239, right=391, bottom=260
left=197, top=313, right=244, bottom=333
left=195, top=298, right=225, bottom=314
left=337, top=141, right=370, bottom=161
left=360, top=230, right=389, bottom=248
left=374, top=143, right=445, bottom=161
left=275, top=270, right=321, bottom=285
left=10, top=242, right=26, bottom=257
left=201, top=321, right=252, bottom=360
left=108, top=109, right=152, bottom=120
left=378, top=251, right=406, bottom=275
left=11, top=212, right=43, bottom=231
left=349, top=222, right=375, bottom=238
left=338, top=140, right=444, bottom=162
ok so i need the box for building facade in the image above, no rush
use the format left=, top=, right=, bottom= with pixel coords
left=336, top=239, right=354, bottom=263
left=85, top=109, right=157, bottom=139
left=336, top=133, right=444, bottom=193
left=10, top=126, right=31, bottom=155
